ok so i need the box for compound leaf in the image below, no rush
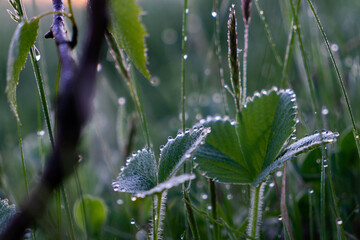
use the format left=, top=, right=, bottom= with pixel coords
left=6, top=18, right=39, bottom=123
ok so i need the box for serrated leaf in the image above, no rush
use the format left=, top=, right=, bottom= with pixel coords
left=6, top=18, right=39, bottom=123
left=253, top=131, right=339, bottom=186
left=194, top=117, right=251, bottom=183
left=73, top=195, right=107, bottom=236
left=109, top=0, right=150, bottom=79
left=158, top=127, right=211, bottom=183
left=0, top=199, right=16, bottom=233
left=112, top=149, right=156, bottom=193
left=135, top=173, right=196, bottom=198
left=236, top=88, right=297, bottom=177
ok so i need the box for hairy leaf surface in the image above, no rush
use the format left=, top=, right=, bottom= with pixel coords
left=0, top=199, right=16, bottom=233
left=109, top=0, right=150, bottom=79
left=6, top=19, right=39, bottom=123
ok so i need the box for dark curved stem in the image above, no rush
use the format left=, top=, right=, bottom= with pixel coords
left=1, top=0, right=107, bottom=239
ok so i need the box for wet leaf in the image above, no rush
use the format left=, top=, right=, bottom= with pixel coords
left=109, top=0, right=150, bottom=79
left=6, top=18, right=39, bottom=123
left=0, top=199, right=16, bottom=233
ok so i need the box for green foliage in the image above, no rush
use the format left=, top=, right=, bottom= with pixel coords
left=113, top=127, right=210, bottom=198
left=6, top=18, right=39, bottom=123
left=73, top=195, right=108, bottom=236
left=0, top=199, right=15, bottom=233
left=195, top=88, right=339, bottom=185
left=109, top=0, right=150, bottom=80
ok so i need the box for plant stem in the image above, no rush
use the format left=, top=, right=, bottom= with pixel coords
left=184, top=190, right=200, bottom=240
left=247, top=183, right=265, bottom=239
left=153, top=193, right=163, bottom=240
left=280, top=163, right=294, bottom=239
left=209, top=180, right=219, bottom=240
left=306, top=0, right=360, bottom=160
left=181, top=0, right=188, bottom=131
left=242, top=22, right=249, bottom=105
left=308, top=189, right=314, bottom=240
left=17, top=123, right=29, bottom=197
left=213, top=0, right=229, bottom=115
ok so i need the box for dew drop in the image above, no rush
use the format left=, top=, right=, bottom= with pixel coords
left=201, top=194, right=208, bottom=200
left=37, top=130, right=45, bottom=137
left=34, top=46, right=41, bottom=61
left=225, top=184, right=231, bottom=190
left=183, top=54, right=188, bottom=60
left=185, top=8, right=189, bottom=14
left=331, top=43, right=339, bottom=52
left=78, top=155, right=83, bottom=163
left=118, top=97, right=126, bottom=105
left=131, top=196, right=137, bottom=201
left=184, top=36, right=188, bottom=42
left=278, top=215, right=283, bottom=221
left=117, top=199, right=124, bottom=205
left=130, top=218, right=136, bottom=225
left=269, top=182, right=275, bottom=188
left=97, top=64, right=102, bottom=72
left=356, top=134, right=359, bottom=140
left=207, top=205, right=212, bottom=210
left=308, top=188, right=314, bottom=194
left=150, top=76, right=160, bottom=86
left=322, top=107, right=329, bottom=116
left=293, top=25, right=297, bottom=30
left=259, top=10, right=264, bottom=15
left=336, top=218, right=343, bottom=225
left=211, top=11, right=217, bottom=18
left=120, top=166, right=125, bottom=172
left=276, top=171, right=282, bottom=177
left=316, top=159, right=321, bottom=164
left=323, top=164, right=328, bottom=168
left=226, top=194, right=233, bottom=200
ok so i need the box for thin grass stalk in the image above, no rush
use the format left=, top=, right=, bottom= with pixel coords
left=184, top=190, right=200, bottom=240
left=306, top=0, right=360, bottom=159
left=213, top=0, right=229, bottom=115
left=60, top=186, right=75, bottom=240
left=183, top=197, right=255, bottom=239
left=308, top=189, right=314, bottom=240
left=247, top=183, right=265, bottom=239
left=17, top=123, right=29, bottom=197
left=153, top=193, right=164, bottom=240
left=56, top=188, right=61, bottom=237
left=181, top=0, right=188, bottom=132
left=75, top=168, right=89, bottom=239
left=241, top=0, right=252, bottom=105
left=288, top=0, right=327, bottom=238
left=254, top=0, right=282, bottom=67
left=209, top=180, right=219, bottom=240
left=281, top=23, right=295, bottom=88
left=280, top=163, right=294, bottom=240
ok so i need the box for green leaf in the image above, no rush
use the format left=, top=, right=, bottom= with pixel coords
left=158, top=127, right=211, bottom=183
left=112, top=149, right=157, bottom=193
left=73, top=195, right=108, bottom=236
left=6, top=18, right=39, bottom=123
left=109, top=0, right=150, bottom=80
left=194, top=117, right=252, bottom=183
left=0, top=199, right=16, bottom=233
left=253, top=130, right=339, bottom=186
left=236, top=88, right=297, bottom=177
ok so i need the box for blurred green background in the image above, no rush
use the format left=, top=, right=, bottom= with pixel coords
left=1, top=0, right=360, bottom=238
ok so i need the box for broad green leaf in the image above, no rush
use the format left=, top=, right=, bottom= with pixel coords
left=158, top=127, right=211, bottom=183
left=6, top=18, right=39, bottom=123
left=236, top=88, right=297, bottom=177
left=112, top=149, right=157, bottom=193
left=109, top=0, right=150, bottom=79
left=73, top=195, right=108, bottom=236
left=194, top=117, right=251, bottom=183
left=0, top=199, right=16, bottom=233
left=135, top=173, right=195, bottom=198
left=253, top=131, right=339, bottom=186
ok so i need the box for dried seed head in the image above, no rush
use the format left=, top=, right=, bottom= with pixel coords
left=227, top=5, right=241, bottom=106
left=241, top=0, right=252, bottom=25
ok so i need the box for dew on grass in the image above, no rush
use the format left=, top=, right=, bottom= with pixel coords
left=322, top=107, right=329, bottom=116
left=316, top=159, right=321, bottom=164
left=150, top=76, right=160, bottom=86
left=225, top=184, right=231, bottom=190
left=183, top=54, right=188, bottom=60
left=211, top=11, right=217, bottom=18
left=226, top=194, right=233, bottom=200
left=117, top=199, right=124, bottom=205
left=324, top=164, right=328, bottom=168
left=78, top=155, right=83, bottom=163
left=34, top=46, right=41, bottom=61
left=336, top=218, right=343, bottom=225
left=130, top=218, right=136, bottom=225
left=118, top=97, right=126, bottom=105
left=97, top=64, right=102, bottom=72
left=201, top=193, right=208, bottom=200
left=269, top=182, right=275, bottom=188
left=308, top=188, right=314, bottom=194
left=207, top=205, right=212, bottom=210
left=131, top=196, right=137, bottom=201
left=331, top=43, right=339, bottom=52
left=184, top=36, right=188, bottom=42
left=196, top=113, right=202, bottom=120
left=276, top=171, right=282, bottom=177
left=278, top=215, right=283, bottom=221
left=185, top=8, right=189, bottom=14
left=37, top=130, right=45, bottom=137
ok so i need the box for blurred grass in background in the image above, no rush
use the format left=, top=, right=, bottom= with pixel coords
left=0, top=0, right=360, bottom=238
